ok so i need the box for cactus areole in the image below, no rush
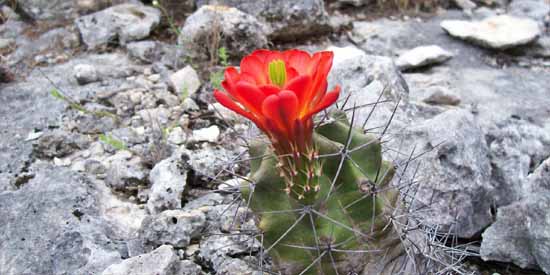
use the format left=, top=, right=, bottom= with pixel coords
left=214, top=49, right=396, bottom=274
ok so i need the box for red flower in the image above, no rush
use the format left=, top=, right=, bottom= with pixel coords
left=214, top=49, right=340, bottom=156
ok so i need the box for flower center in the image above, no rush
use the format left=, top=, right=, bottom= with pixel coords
left=268, top=59, right=287, bottom=87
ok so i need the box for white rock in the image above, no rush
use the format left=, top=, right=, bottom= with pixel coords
left=74, top=64, right=99, bottom=85
left=0, top=38, right=15, bottom=51
left=147, top=74, right=161, bottom=83
left=169, top=65, right=201, bottom=96
left=182, top=98, right=199, bottom=111
left=441, top=15, right=541, bottom=50
left=101, top=245, right=181, bottom=275
left=178, top=5, right=268, bottom=60
left=139, top=210, right=206, bottom=249
left=453, top=0, right=477, bottom=11
left=191, top=126, right=220, bottom=143
left=147, top=155, right=187, bottom=214
left=138, top=107, right=170, bottom=126
left=396, top=45, right=453, bottom=70
left=75, top=3, right=161, bottom=49
left=53, top=157, right=71, bottom=167
left=25, top=130, right=43, bottom=141
left=422, top=86, right=461, bottom=106
left=167, top=127, right=187, bottom=145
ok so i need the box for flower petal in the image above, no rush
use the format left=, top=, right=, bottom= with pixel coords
left=214, top=90, right=257, bottom=122
left=283, top=75, right=311, bottom=109
left=286, top=67, right=299, bottom=82
left=314, top=51, right=334, bottom=75
left=259, top=84, right=281, bottom=97
left=234, top=81, right=267, bottom=114
left=224, top=66, right=239, bottom=82
left=304, top=85, right=340, bottom=119
left=250, top=49, right=272, bottom=63
left=278, top=90, right=299, bottom=129
left=240, top=55, right=268, bottom=84
left=284, top=49, right=311, bottom=75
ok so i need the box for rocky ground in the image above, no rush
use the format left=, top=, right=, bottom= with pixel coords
left=0, top=0, right=549, bottom=274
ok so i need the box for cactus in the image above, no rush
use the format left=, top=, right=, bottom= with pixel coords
left=213, top=49, right=470, bottom=274
left=241, top=109, right=400, bottom=274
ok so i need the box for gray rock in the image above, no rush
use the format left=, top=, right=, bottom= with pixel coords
left=182, top=144, right=244, bottom=181
left=7, top=26, right=80, bottom=67
left=326, top=46, right=409, bottom=130
left=217, top=258, right=258, bottom=275
left=139, top=209, right=206, bottom=249
left=137, top=107, right=171, bottom=126
left=351, top=19, right=411, bottom=56
left=75, top=3, right=161, bottom=49
left=178, top=5, right=268, bottom=61
left=441, top=15, right=541, bottom=50
left=183, top=192, right=226, bottom=210
left=349, top=12, right=492, bottom=69
left=405, top=66, right=550, bottom=131
left=0, top=166, right=121, bottom=275
left=205, top=203, right=257, bottom=233
left=453, top=0, right=477, bottom=12
left=0, top=71, right=62, bottom=190
left=152, top=0, right=195, bottom=20
left=332, top=0, right=372, bottom=7
left=0, top=38, right=15, bottom=51
left=486, top=119, right=550, bottom=206
left=480, top=158, right=550, bottom=273
left=508, top=0, right=550, bottom=23
left=178, top=260, right=203, bottom=275
left=109, top=127, right=147, bottom=147
left=182, top=97, right=200, bottom=111
left=73, top=114, right=118, bottom=135
left=1, top=6, right=19, bottom=20
left=0, top=52, right=140, bottom=191
left=147, top=154, right=188, bottom=214
left=396, top=45, right=453, bottom=70
left=33, top=130, right=91, bottom=158
left=422, top=86, right=461, bottom=106
left=407, top=109, right=494, bottom=238
left=74, top=64, right=100, bottom=85
left=196, top=0, right=331, bottom=41
left=167, top=127, right=187, bottom=145
left=526, top=35, right=550, bottom=58
left=16, top=0, right=78, bottom=20
left=84, top=159, right=108, bottom=176
left=169, top=65, right=201, bottom=95
left=199, top=234, right=260, bottom=272
left=190, top=125, right=220, bottom=143
left=472, top=7, right=498, bottom=19
left=102, top=245, right=182, bottom=275
left=105, top=153, right=149, bottom=193
left=126, top=41, right=158, bottom=63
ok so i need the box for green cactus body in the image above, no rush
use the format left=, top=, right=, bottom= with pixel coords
left=242, top=111, right=398, bottom=274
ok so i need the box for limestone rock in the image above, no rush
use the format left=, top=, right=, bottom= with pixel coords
left=147, top=155, right=188, bottom=214
left=102, top=245, right=183, bottom=275
left=441, top=15, right=541, bottom=50
left=396, top=45, right=453, bottom=70
left=76, top=4, right=161, bottom=49
left=169, top=65, right=201, bottom=95
left=178, top=5, right=268, bottom=61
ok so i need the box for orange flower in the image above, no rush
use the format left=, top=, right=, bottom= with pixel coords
left=214, top=49, right=340, bottom=156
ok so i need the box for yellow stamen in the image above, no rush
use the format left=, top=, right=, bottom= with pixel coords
left=268, top=59, right=287, bottom=87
